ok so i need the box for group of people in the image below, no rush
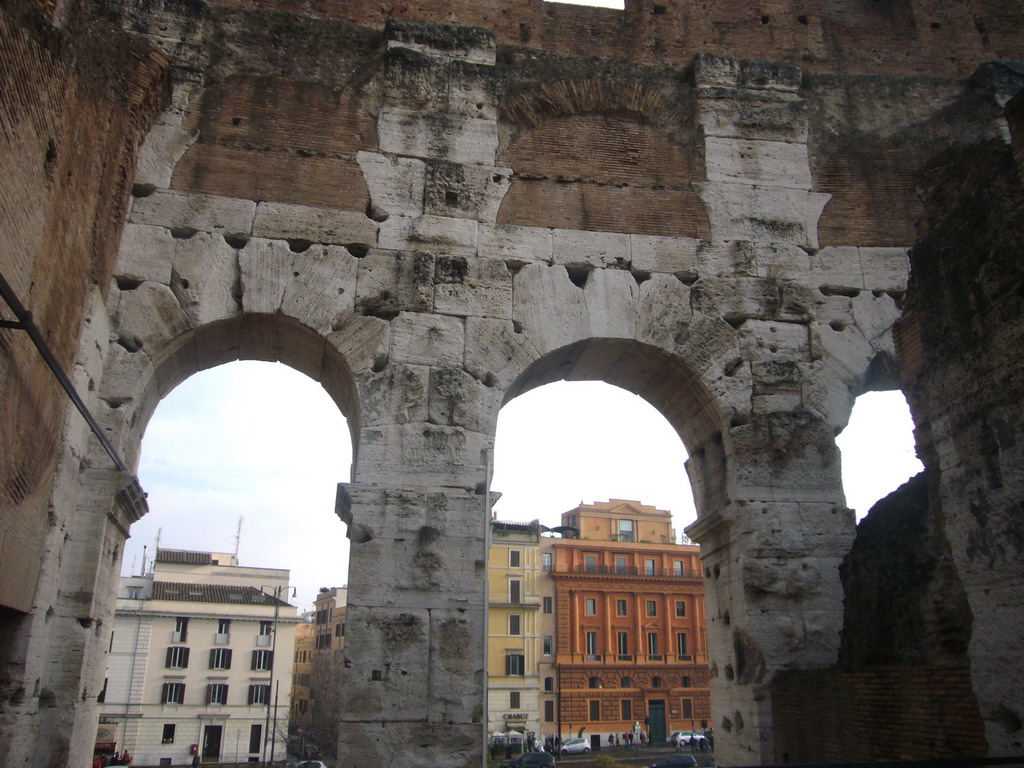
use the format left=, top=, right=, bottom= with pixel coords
left=610, top=731, right=645, bottom=747
left=92, top=751, right=131, bottom=767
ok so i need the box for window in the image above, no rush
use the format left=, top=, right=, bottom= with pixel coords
left=673, top=560, right=684, bottom=576
left=506, top=654, right=525, bottom=676
left=248, top=684, right=270, bottom=705
left=567, top=514, right=577, bottom=528
left=544, top=676, right=554, bottom=692
left=162, top=724, right=176, bottom=744
left=584, top=555, right=597, bottom=573
left=682, top=699, right=693, bottom=719
left=645, top=558, right=656, bottom=576
left=510, top=550, right=521, bottom=567
left=614, top=556, right=628, bottom=573
left=259, top=620, right=273, bottom=636
left=621, top=699, right=632, bottom=719
left=646, top=600, right=657, bottom=616
left=618, top=519, right=634, bottom=542
left=543, top=596, right=553, bottom=614
left=586, top=631, right=598, bottom=659
left=510, top=579, right=521, bottom=604
left=165, top=647, right=190, bottom=669
left=161, top=682, right=185, bottom=704
left=589, top=700, right=601, bottom=721
left=651, top=676, right=662, bottom=688
left=173, top=617, right=188, bottom=642
left=509, top=614, right=521, bottom=636
left=127, top=587, right=141, bottom=600
left=585, top=598, right=597, bottom=615
left=677, top=632, right=689, bottom=659
left=251, top=650, right=273, bottom=671
left=682, top=676, right=691, bottom=688
left=675, top=600, right=686, bottom=617
left=543, top=635, right=553, bottom=655
left=207, top=683, right=229, bottom=705
left=589, top=676, right=600, bottom=689
left=621, top=677, right=631, bottom=688
left=209, top=648, right=232, bottom=669
left=218, top=618, right=231, bottom=634
left=647, top=632, right=659, bottom=658
left=616, top=599, right=627, bottom=616
left=542, top=553, right=552, bottom=571
left=544, top=700, right=555, bottom=721
left=617, top=631, right=629, bottom=658
left=249, top=724, right=262, bottom=754
left=510, top=691, right=521, bottom=709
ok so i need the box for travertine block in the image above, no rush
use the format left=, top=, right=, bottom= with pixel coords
left=705, top=137, right=812, bottom=189
left=512, top=264, right=589, bottom=355
left=433, top=256, right=512, bottom=319
left=389, top=311, right=465, bottom=366
left=428, top=366, right=502, bottom=432
left=737, top=319, right=811, bottom=363
left=810, top=322, right=874, bottom=381
left=810, top=246, right=864, bottom=292
left=449, top=59, right=501, bottom=120
left=859, top=247, right=910, bottom=293
left=378, top=215, right=479, bottom=255
left=356, top=249, right=435, bottom=315
left=239, top=237, right=292, bottom=315
left=128, top=190, right=255, bottom=235
left=170, top=231, right=240, bottom=327
left=630, top=235, right=700, bottom=276
left=113, top=282, right=192, bottom=357
left=478, top=223, right=552, bottom=264
left=851, top=291, right=900, bottom=343
left=355, top=423, right=487, bottom=488
left=280, top=245, right=358, bottom=333
left=357, top=151, right=427, bottom=219
left=134, top=82, right=200, bottom=188
left=252, top=201, right=377, bottom=246
left=552, top=228, right=631, bottom=270
left=691, top=276, right=814, bottom=322
left=696, top=88, right=808, bottom=143
left=380, top=46, right=449, bottom=111
left=115, top=224, right=175, bottom=285
left=694, top=182, right=830, bottom=249
left=385, top=18, right=496, bottom=65
left=359, top=364, right=430, bottom=426
left=636, top=274, right=693, bottom=351
left=463, top=317, right=541, bottom=391
left=584, top=268, right=638, bottom=339
left=674, top=317, right=741, bottom=378
left=377, top=108, right=498, bottom=165
left=423, top=159, right=511, bottom=222
left=327, top=315, right=391, bottom=376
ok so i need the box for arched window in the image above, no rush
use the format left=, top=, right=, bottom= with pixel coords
left=621, top=677, right=632, bottom=688
left=589, top=676, right=601, bottom=689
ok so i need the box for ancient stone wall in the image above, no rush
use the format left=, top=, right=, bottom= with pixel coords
left=1, top=0, right=1023, bottom=766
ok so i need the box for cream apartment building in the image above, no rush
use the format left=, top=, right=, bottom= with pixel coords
left=98, top=549, right=298, bottom=765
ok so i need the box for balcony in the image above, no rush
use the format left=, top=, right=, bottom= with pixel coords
left=214, top=633, right=230, bottom=645
left=256, top=634, right=272, bottom=647
left=557, top=651, right=709, bottom=667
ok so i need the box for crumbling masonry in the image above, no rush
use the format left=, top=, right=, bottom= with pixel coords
left=1, top=0, right=1022, bottom=766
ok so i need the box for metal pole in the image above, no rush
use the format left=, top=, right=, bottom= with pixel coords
left=271, top=681, right=280, bottom=766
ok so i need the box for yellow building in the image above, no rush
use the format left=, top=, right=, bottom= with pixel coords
left=487, top=521, right=544, bottom=746
left=290, top=614, right=315, bottom=732
left=309, top=587, right=347, bottom=756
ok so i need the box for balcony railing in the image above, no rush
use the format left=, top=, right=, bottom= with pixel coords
left=557, top=651, right=709, bottom=666
left=564, top=564, right=701, bottom=578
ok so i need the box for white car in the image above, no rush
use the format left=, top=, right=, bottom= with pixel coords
left=560, top=737, right=591, bottom=755
left=671, top=731, right=707, bottom=747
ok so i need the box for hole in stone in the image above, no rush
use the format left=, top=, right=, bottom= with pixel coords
left=761, top=14, right=770, bottom=23
left=131, top=183, right=156, bottom=198
left=653, top=4, right=667, bottom=13
left=223, top=233, right=249, bottom=249
left=724, top=316, right=746, bottom=329
left=724, top=664, right=734, bottom=680
left=931, top=21, right=941, bottom=28
left=630, top=269, right=652, bottom=286
left=565, top=265, right=591, bottom=289
left=723, top=610, right=730, bottom=626
left=169, top=227, right=197, bottom=240
left=371, top=356, right=387, bottom=373
left=504, top=259, right=527, bottom=278
left=288, top=239, right=312, bottom=253
left=713, top=564, right=720, bottom=578
left=676, top=272, right=698, bottom=285
left=797, top=14, right=808, bottom=24
left=371, top=670, right=382, bottom=681
left=492, top=174, right=503, bottom=183
left=179, top=278, right=190, bottom=290
left=730, top=413, right=750, bottom=428
left=45, top=140, right=57, bottom=165
left=231, top=117, right=242, bottom=125
left=735, top=710, right=745, bottom=731
left=445, top=190, right=459, bottom=207
left=512, top=320, right=524, bottom=334
left=292, top=272, right=300, bottom=278
left=347, top=244, right=369, bottom=258
left=483, top=373, right=497, bottom=388
left=115, top=276, right=143, bottom=291
left=829, top=319, right=846, bottom=331
left=820, top=285, right=860, bottom=298
left=477, top=102, right=485, bottom=110
left=724, top=358, right=744, bottom=377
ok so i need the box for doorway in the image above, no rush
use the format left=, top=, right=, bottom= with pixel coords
left=648, top=700, right=666, bottom=744
left=202, top=725, right=222, bottom=762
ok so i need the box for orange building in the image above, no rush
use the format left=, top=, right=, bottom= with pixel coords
left=541, top=500, right=710, bottom=749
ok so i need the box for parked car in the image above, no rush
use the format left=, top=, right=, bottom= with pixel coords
left=499, top=751, right=556, bottom=768
left=671, top=731, right=707, bottom=748
left=295, top=761, right=329, bottom=768
left=559, top=738, right=590, bottom=755
left=651, top=756, right=698, bottom=768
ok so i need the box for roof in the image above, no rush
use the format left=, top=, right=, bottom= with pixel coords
left=154, top=549, right=212, bottom=565
left=151, top=581, right=292, bottom=607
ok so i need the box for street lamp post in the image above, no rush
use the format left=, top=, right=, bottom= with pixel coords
left=260, top=584, right=294, bottom=766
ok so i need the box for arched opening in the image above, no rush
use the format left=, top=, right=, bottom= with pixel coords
left=836, top=390, right=923, bottom=519
left=489, top=338, right=719, bottom=749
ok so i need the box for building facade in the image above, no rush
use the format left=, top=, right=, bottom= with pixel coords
left=487, top=521, right=544, bottom=745
left=544, top=501, right=710, bottom=748
left=290, top=614, right=315, bottom=734
left=98, top=550, right=298, bottom=765
left=308, top=587, right=348, bottom=756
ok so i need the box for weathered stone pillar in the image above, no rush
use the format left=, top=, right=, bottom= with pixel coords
left=335, top=484, right=489, bottom=767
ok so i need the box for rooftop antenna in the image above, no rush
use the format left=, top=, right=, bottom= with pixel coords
left=234, top=516, right=243, bottom=557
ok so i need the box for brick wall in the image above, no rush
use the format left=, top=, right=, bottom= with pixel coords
left=771, top=666, right=985, bottom=763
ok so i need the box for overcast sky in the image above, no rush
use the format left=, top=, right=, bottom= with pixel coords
left=127, top=361, right=922, bottom=611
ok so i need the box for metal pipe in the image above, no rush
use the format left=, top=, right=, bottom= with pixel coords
left=0, top=270, right=129, bottom=473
